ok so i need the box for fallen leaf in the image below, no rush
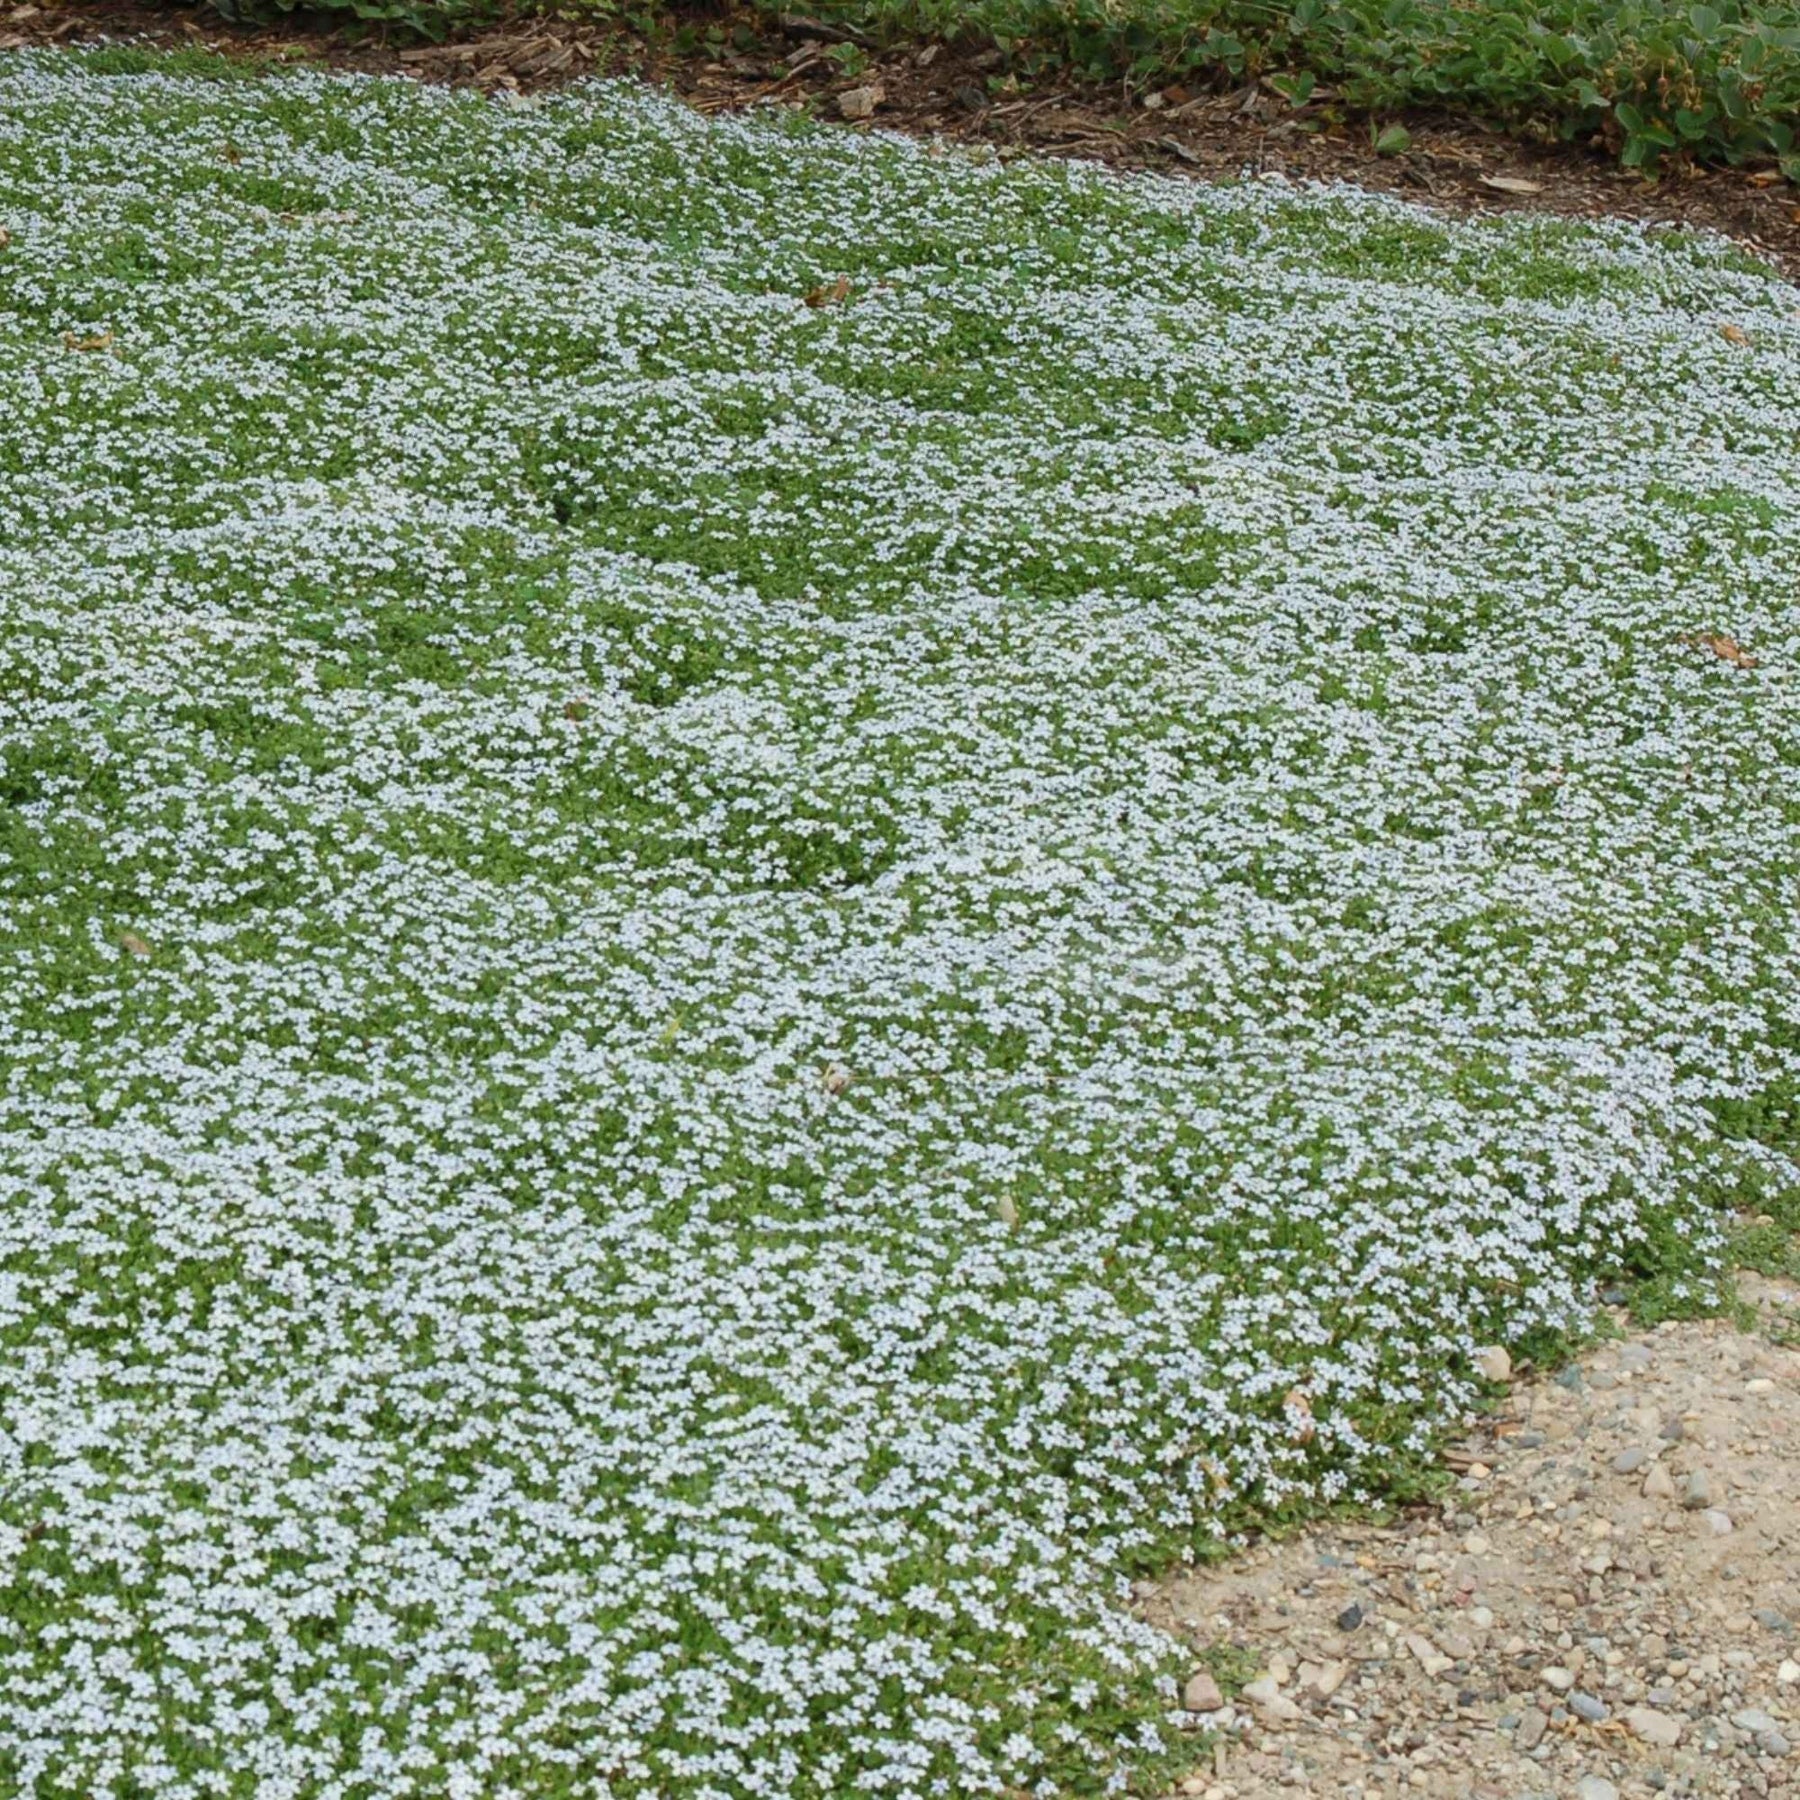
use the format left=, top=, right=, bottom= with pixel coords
left=62, top=329, right=113, bottom=353
left=1721, top=322, right=1750, bottom=345
left=119, top=931, right=152, bottom=958
left=562, top=698, right=589, bottom=721
left=804, top=274, right=851, bottom=308
left=1748, top=168, right=1783, bottom=187
left=0, top=225, right=10, bottom=249
left=1283, top=1387, right=1316, bottom=1442
left=1479, top=173, right=1544, bottom=196
left=996, top=1194, right=1020, bottom=1228
left=822, top=1064, right=852, bottom=1095
left=1692, top=631, right=1759, bottom=669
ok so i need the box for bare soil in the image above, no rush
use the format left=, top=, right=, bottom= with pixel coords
left=11, top=0, right=1800, bottom=274
left=1143, top=1272, right=1800, bottom=1800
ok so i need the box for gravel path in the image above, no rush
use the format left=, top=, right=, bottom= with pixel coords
left=1147, top=1272, right=1800, bottom=1800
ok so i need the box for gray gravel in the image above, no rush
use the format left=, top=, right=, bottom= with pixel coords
left=1147, top=1273, right=1800, bottom=1800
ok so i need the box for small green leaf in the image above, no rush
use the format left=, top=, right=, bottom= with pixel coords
left=1374, top=122, right=1413, bottom=155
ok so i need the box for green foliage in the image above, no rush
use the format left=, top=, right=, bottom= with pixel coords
left=200, top=0, right=467, bottom=37
left=920, top=0, right=1800, bottom=177
left=199, top=0, right=1800, bottom=178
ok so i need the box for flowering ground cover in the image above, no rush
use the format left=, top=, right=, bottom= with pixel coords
left=2, top=48, right=1799, bottom=1799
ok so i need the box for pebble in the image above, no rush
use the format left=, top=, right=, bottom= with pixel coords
left=1612, top=1446, right=1649, bottom=1474
left=1626, top=1706, right=1685, bottom=1747
left=1733, top=1710, right=1780, bottom=1735
left=1515, top=1707, right=1549, bottom=1751
left=1406, top=1633, right=1453, bottom=1677
left=1576, top=1779, right=1619, bottom=1800
left=1682, top=1470, right=1714, bottom=1510
left=1570, top=1691, right=1609, bottom=1723
left=1241, top=1676, right=1302, bottom=1723
left=1475, top=1345, right=1512, bottom=1383
left=1703, top=1508, right=1735, bottom=1536
left=1643, top=1463, right=1677, bottom=1500
left=1761, top=1729, right=1792, bottom=1758
left=1542, top=1666, right=1577, bottom=1693
left=1779, top=1659, right=1800, bottom=1686
left=1298, top=1659, right=1349, bottom=1700
left=1183, top=1671, right=1225, bottom=1713
left=1337, top=1603, right=1364, bottom=1633
left=836, top=84, right=884, bottom=119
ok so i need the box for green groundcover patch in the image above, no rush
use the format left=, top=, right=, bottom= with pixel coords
left=1, top=50, right=1798, bottom=1799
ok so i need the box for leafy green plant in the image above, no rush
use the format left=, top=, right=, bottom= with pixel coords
left=199, top=0, right=473, bottom=35
left=197, top=0, right=1800, bottom=177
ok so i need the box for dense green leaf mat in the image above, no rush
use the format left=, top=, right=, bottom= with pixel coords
left=1, top=52, right=1798, bottom=1799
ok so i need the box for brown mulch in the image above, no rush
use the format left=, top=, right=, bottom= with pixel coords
left=10, top=0, right=1800, bottom=273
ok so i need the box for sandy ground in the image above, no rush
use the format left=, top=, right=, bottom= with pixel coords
left=1144, top=1272, right=1800, bottom=1800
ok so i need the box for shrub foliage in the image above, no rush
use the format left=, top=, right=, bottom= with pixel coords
left=194, top=0, right=1800, bottom=176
